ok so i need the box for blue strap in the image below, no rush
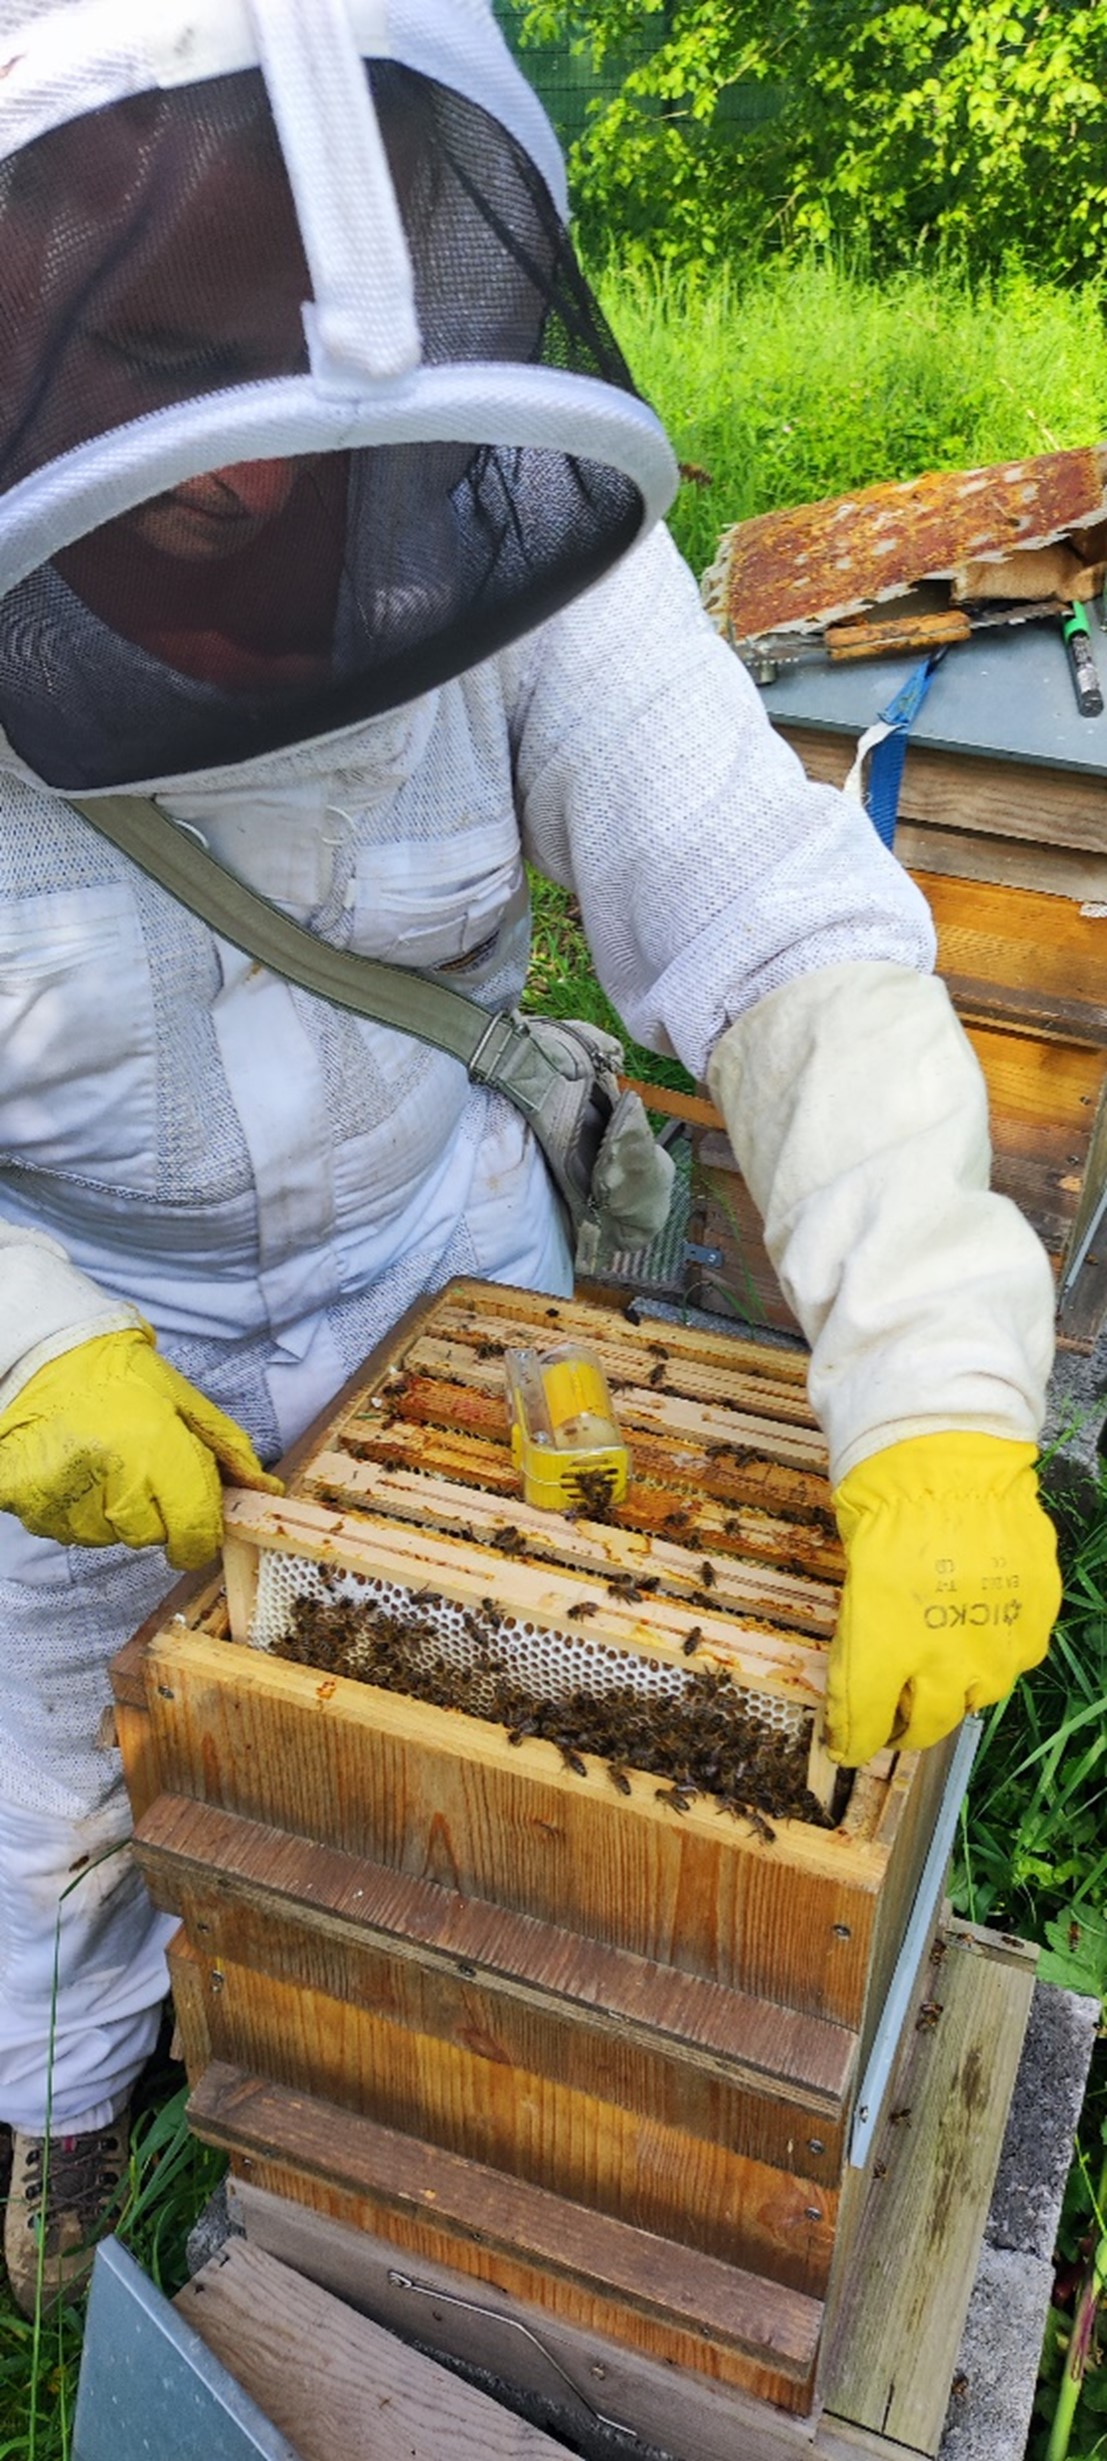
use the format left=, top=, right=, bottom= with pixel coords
left=866, top=654, right=943, bottom=849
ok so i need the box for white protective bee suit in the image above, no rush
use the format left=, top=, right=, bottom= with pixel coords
left=0, top=0, right=1056, bottom=2139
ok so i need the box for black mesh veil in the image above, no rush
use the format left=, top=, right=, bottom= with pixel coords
left=0, top=59, right=666, bottom=788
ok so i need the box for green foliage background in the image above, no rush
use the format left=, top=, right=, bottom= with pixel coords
left=514, top=1, right=1107, bottom=282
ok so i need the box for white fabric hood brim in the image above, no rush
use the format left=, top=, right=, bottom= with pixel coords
left=0, top=0, right=568, bottom=211
left=0, top=0, right=678, bottom=588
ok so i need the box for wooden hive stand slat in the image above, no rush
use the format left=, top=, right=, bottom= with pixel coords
left=180, top=1948, right=841, bottom=2294
left=820, top=1925, right=1038, bottom=2453
left=186, top=2060, right=826, bottom=2395
left=141, top=1797, right=856, bottom=2221
left=139, top=1795, right=857, bottom=2118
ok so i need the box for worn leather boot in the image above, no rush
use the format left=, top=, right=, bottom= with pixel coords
left=3, top=2109, right=129, bottom=2316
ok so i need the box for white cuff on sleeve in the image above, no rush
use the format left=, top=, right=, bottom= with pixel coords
left=706, top=961, right=1056, bottom=1485
left=0, top=1223, right=143, bottom=1415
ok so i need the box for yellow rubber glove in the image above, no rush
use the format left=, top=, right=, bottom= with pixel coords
left=828, top=1431, right=1060, bottom=1765
left=0, top=1325, right=282, bottom=1571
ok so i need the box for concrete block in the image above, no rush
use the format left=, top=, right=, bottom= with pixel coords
left=937, top=2244, right=1056, bottom=2461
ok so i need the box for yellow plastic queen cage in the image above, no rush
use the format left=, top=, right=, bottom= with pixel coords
left=505, top=1341, right=629, bottom=1513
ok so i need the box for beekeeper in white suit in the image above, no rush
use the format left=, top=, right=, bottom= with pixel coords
left=0, top=0, right=1059, bottom=2313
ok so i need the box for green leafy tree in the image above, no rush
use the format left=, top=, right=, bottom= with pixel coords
left=517, top=1, right=1107, bottom=280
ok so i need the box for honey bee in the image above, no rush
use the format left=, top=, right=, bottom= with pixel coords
left=647, top=1362, right=668, bottom=1388
left=698, top=1561, right=717, bottom=1590
left=916, top=2002, right=944, bottom=2032
left=568, top=1468, right=618, bottom=1517
left=655, top=1784, right=696, bottom=1815
left=567, top=1601, right=600, bottom=1622
left=279, top=1562, right=833, bottom=1839
left=889, top=2106, right=912, bottom=2128
left=489, top=1525, right=524, bottom=1554
left=476, top=1341, right=504, bottom=1360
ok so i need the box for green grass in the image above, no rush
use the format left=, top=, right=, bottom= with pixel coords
left=952, top=1484, right=1107, bottom=1961
left=523, top=871, right=695, bottom=1098
left=1, top=2073, right=225, bottom=2460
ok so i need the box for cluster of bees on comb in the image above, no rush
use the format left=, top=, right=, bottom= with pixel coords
left=272, top=1579, right=832, bottom=1837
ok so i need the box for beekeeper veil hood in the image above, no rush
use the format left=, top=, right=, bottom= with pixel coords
left=0, top=0, right=679, bottom=789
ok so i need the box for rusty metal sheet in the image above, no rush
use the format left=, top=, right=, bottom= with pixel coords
left=703, top=444, right=1107, bottom=641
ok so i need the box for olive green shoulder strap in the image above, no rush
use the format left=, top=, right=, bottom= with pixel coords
left=67, top=790, right=555, bottom=1119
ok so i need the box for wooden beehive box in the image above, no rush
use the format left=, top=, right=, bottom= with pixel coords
left=113, top=1279, right=978, bottom=2424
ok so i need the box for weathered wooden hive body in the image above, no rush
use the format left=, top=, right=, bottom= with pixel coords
left=113, top=1280, right=981, bottom=2423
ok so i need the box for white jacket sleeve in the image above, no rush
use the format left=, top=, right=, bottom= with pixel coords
left=706, top=961, right=1056, bottom=1485
left=508, top=524, right=938, bottom=1078
left=0, top=1222, right=142, bottom=1415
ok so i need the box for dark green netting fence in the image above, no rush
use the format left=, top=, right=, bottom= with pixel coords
left=490, top=6, right=780, bottom=151
left=490, top=4, right=653, bottom=147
